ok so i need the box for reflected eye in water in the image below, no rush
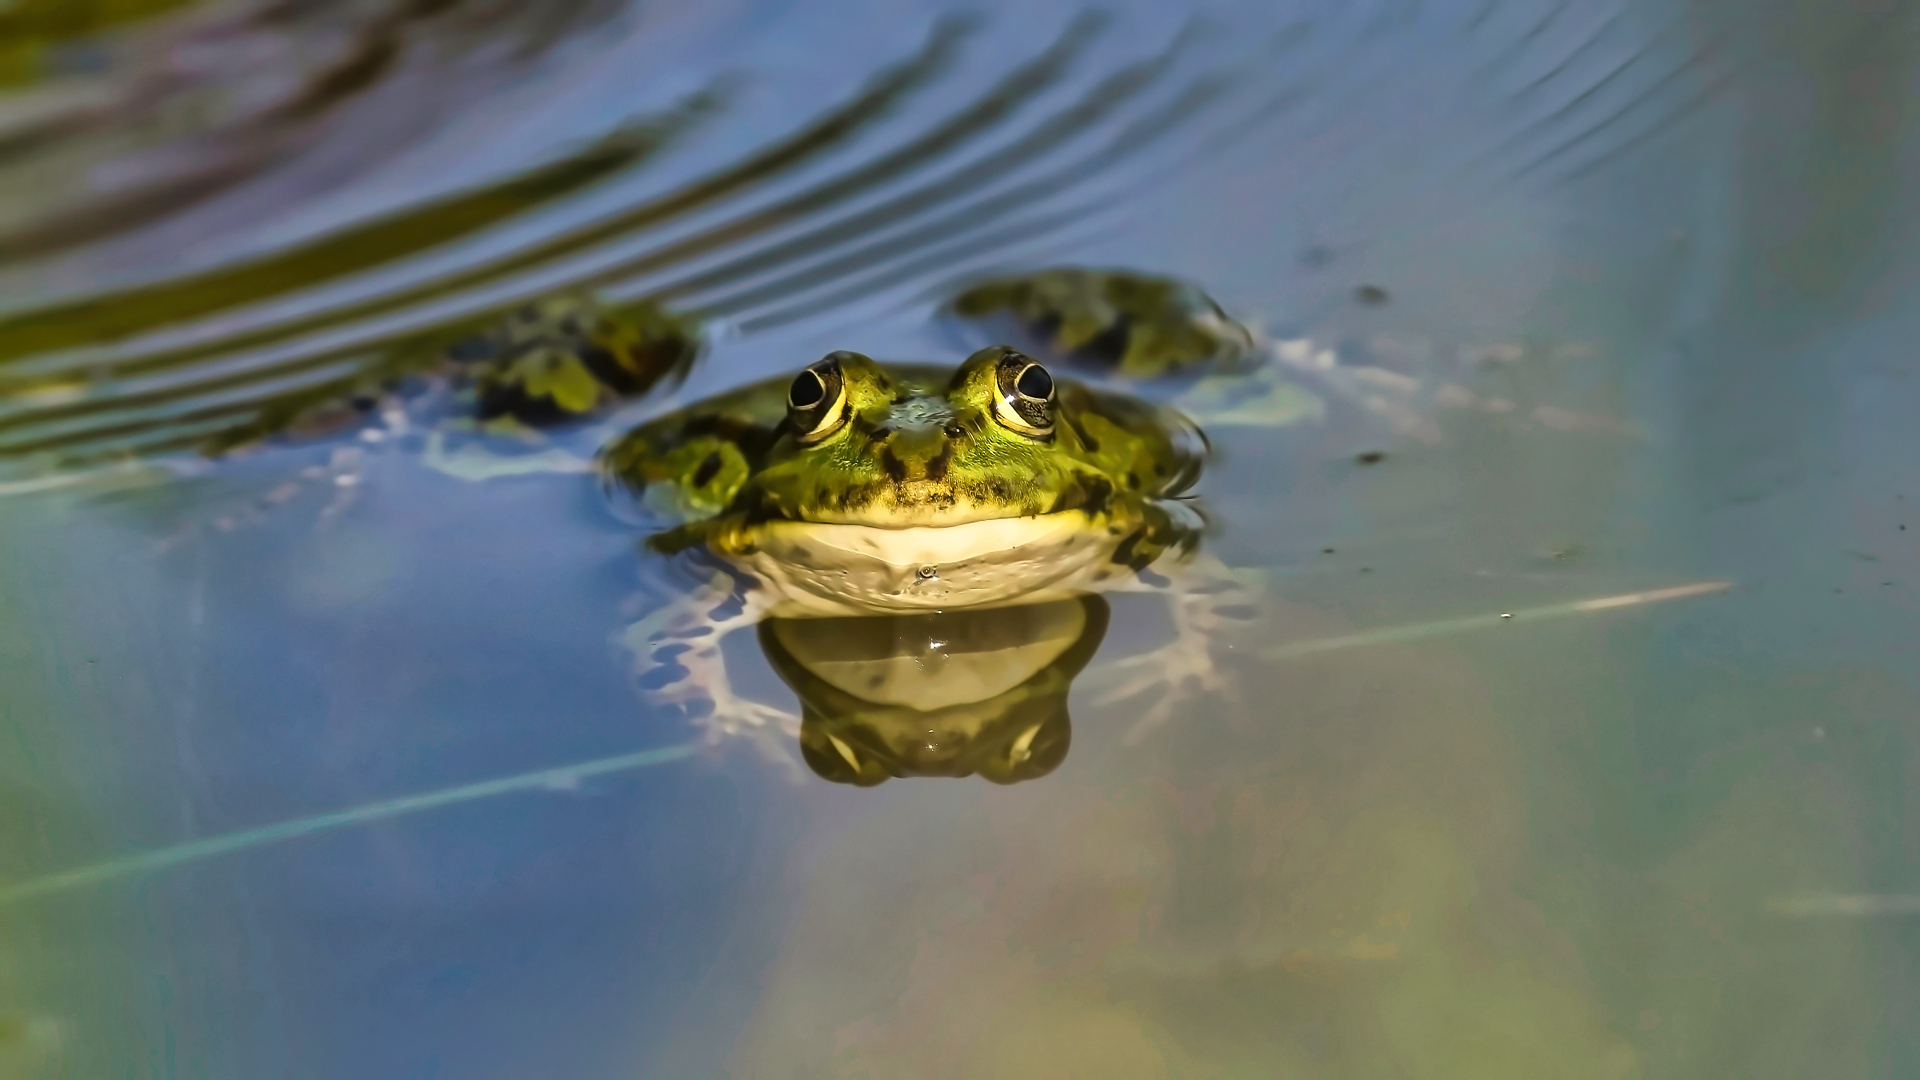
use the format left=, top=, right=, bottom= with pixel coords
left=756, top=596, right=1109, bottom=786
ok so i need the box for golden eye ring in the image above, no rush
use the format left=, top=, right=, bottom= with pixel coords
left=989, top=348, right=1055, bottom=439
left=789, top=353, right=852, bottom=443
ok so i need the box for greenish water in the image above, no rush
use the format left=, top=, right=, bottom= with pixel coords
left=0, top=0, right=1915, bottom=1077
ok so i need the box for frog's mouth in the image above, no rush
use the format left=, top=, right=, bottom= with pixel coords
left=772, top=471, right=1116, bottom=531
left=756, top=511, right=1100, bottom=564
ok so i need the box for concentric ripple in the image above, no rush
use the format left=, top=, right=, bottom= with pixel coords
left=0, top=0, right=1743, bottom=473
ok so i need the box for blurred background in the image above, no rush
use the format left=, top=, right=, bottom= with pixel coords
left=0, top=0, right=1916, bottom=1076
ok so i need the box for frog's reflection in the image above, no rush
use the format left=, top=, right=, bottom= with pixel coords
left=756, top=596, right=1110, bottom=786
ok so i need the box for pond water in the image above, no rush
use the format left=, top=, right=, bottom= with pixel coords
left=0, top=0, right=1916, bottom=1076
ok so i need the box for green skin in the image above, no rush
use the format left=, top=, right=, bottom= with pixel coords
left=603, top=345, right=1208, bottom=573
left=203, top=293, right=701, bottom=456
left=946, top=267, right=1256, bottom=378
left=197, top=268, right=1247, bottom=460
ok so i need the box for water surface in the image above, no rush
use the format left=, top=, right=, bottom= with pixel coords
left=0, top=0, right=1915, bottom=1076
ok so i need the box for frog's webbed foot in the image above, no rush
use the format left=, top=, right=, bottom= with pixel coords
left=618, top=570, right=798, bottom=752
left=1092, top=554, right=1266, bottom=745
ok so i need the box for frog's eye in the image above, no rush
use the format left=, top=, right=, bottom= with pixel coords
left=990, top=350, right=1055, bottom=439
left=789, top=354, right=851, bottom=443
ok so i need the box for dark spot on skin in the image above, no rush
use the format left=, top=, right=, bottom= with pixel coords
left=925, top=445, right=953, bottom=482
left=1357, top=451, right=1385, bottom=465
left=1059, top=476, right=1121, bottom=515
left=692, top=452, right=723, bottom=488
left=579, top=343, right=641, bottom=393
left=1066, top=414, right=1099, bottom=453
left=679, top=414, right=782, bottom=462
left=1075, top=317, right=1132, bottom=368
left=1355, top=285, right=1390, bottom=306
left=1083, top=477, right=1112, bottom=515
left=1111, top=529, right=1147, bottom=569
left=1028, top=311, right=1064, bottom=347
left=881, top=450, right=907, bottom=483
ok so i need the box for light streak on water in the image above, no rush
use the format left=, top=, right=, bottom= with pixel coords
left=0, top=742, right=700, bottom=906
left=1264, top=580, right=1733, bottom=660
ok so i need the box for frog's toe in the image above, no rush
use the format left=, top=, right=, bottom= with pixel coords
left=629, top=612, right=799, bottom=743
left=1095, top=635, right=1237, bottom=744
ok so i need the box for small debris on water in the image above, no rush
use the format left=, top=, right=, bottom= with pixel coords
left=1322, top=547, right=1336, bottom=554
left=1357, top=451, right=1385, bottom=465
left=1355, top=285, right=1390, bottom=306
left=1499, top=613, right=1512, bottom=620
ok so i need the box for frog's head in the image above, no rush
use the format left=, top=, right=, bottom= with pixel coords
left=743, top=346, right=1130, bottom=527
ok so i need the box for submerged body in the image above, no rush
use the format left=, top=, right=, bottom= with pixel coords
left=206, top=292, right=701, bottom=456
left=945, top=267, right=1257, bottom=378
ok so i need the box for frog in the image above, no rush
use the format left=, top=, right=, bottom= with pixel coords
left=760, top=596, right=1110, bottom=786
left=605, top=344, right=1263, bottom=753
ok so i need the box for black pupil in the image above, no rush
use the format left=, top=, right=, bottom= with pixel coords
left=789, top=369, right=826, bottom=408
left=1015, top=363, right=1053, bottom=400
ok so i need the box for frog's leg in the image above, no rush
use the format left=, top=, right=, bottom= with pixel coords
left=617, top=568, right=799, bottom=753
left=1090, top=552, right=1268, bottom=745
